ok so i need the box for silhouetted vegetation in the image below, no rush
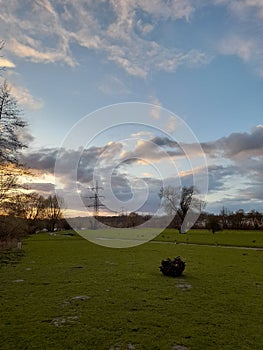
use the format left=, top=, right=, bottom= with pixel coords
left=160, top=256, right=186, bottom=277
left=206, top=214, right=222, bottom=233
left=160, top=186, right=205, bottom=233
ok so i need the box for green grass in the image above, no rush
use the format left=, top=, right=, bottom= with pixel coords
left=0, top=232, right=263, bottom=349
left=78, top=228, right=161, bottom=248
left=0, top=248, right=25, bottom=266
left=70, top=228, right=263, bottom=248
left=155, top=229, right=263, bottom=248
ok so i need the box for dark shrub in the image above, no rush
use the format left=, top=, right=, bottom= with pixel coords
left=160, top=256, right=186, bottom=277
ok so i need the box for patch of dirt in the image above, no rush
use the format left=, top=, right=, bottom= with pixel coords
left=51, top=316, right=79, bottom=327
left=13, top=279, right=24, bottom=283
left=109, top=344, right=134, bottom=350
left=105, top=260, right=118, bottom=265
left=63, top=295, right=90, bottom=306
left=172, top=345, right=188, bottom=350
left=70, top=295, right=89, bottom=301
left=175, top=283, right=192, bottom=291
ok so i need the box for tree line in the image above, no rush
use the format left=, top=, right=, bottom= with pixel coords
left=160, top=186, right=263, bottom=232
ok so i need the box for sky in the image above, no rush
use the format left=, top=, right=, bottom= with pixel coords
left=0, top=0, right=263, bottom=216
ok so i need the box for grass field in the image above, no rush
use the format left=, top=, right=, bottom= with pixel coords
left=154, top=228, right=263, bottom=248
left=75, top=227, right=263, bottom=248
left=0, top=231, right=263, bottom=349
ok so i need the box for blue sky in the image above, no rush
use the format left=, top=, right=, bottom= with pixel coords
left=0, top=0, right=263, bottom=215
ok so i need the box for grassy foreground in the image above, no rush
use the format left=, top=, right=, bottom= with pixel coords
left=0, top=232, right=263, bottom=350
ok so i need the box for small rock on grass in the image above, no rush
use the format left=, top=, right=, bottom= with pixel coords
left=70, top=295, right=89, bottom=301
left=52, top=316, right=79, bottom=327
left=109, top=344, right=134, bottom=350
left=13, top=279, right=24, bottom=283
left=175, top=283, right=192, bottom=290
left=172, top=345, right=188, bottom=350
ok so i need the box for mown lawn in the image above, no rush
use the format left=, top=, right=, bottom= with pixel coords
left=155, top=229, right=263, bottom=248
left=0, top=232, right=262, bottom=350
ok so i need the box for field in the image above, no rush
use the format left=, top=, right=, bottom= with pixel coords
left=0, top=230, right=263, bottom=350
left=75, top=228, right=263, bottom=248
left=154, top=228, right=263, bottom=247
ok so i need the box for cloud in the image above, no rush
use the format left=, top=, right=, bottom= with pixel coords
left=242, top=184, right=263, bottom=201
left=3, top=0, right=263, bottom=79
left=199, top=125, right=263, bottom=160
left=215, top=0, right=263, bottom=77
left=97, top=75, right=130, bottom=95
left=8, top=39, right=76, bottom=67
left=151, top=136, right=180, bottom=148
left=145, top=126, right=263, bottom=212
left=130, top=131, right=154, bottom=139
left=136, top=20, right=154, bottom=35
left=149, top=96, right=162, bottom=119
left=0, top=72, right=43, bottom=111
left=17, top=127, right=34, bottom=146
left=0, top=57, right=15, bottom=68
left=133, top=0, right=194, bottom=21
left=21, top=148, right=59, bottom=173
left=25, top=182, right=55, bottom=193
left=21, top=125, right=263, bottom=213
left=20, top=138, right=180, bottom=213
left=21, top=142, right=125, bottom=187
left=200, top=125, right=263, bottom=211
left=106, top=172, right=133, bottom=202
left=218, top=36, right=255, bottom=63
left=207, top=164, right=238, bottom=191
left=121, top=138, right=184, bottom=163
left=9, top=83, right=44, bottom=110
left=206, top=196, right=261, bottom=213
left=216, top=125, right=263, bottom=158
left=215, top=0, right=263, bottom=18
left=1, top=0, right=208, bottom=77
left=218, top=35, right=263, bottom=77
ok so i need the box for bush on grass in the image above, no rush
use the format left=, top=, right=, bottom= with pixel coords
left=160, top=256, right=186, bottom=277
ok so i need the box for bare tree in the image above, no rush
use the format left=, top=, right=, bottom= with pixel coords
left=0, top=73, right=28, bottom=213
left=43, top=195, right=64, bottom=232
left=0, top=81, right=27, bottom=164
left=4, top=192, right=46, bottom=234
left=159, top=185, right=205, bottom=233
left=0, top=164, right=31, bottom=207
left=6, top=192, right=45, bottom=219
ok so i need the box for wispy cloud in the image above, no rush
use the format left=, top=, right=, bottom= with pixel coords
left=218, top=35, right=263, bottom=77
left=2, top=0, right=263, bottom=78
left=97, top=75, right=130, bottom=95
left=1, top=0, right=208, bottom=77
left=0, top=57, right=15, bottom=68
left=215, top=0, right=263, bottom=77
left=9, top=83, right=44, bottom=110
left=0, top=75, right=44, bottom=111
left=215, top=0, right=263, bottom=18
left=8, top=39, right=76, bottom=67
left=149, top=96, right=162, bottom=120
